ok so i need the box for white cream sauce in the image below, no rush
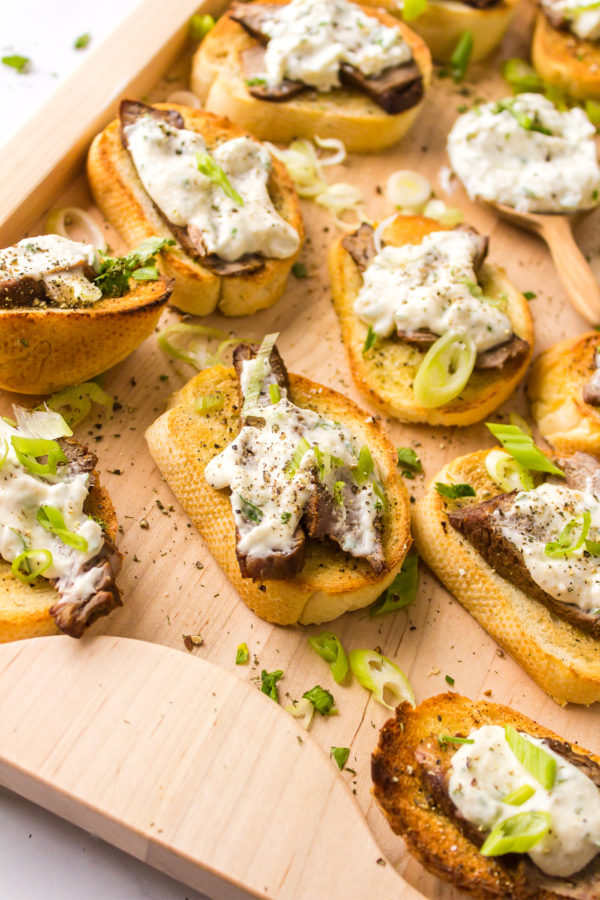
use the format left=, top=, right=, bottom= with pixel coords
left=447, top=94, right=600, bottom=213
left=258, top=0, right=412, bottom=92
left=0, top=418, right=105, bottom=607
left=0, top=235, right=101, bottom=306
left=124, top=116, right=300, bottom=262
left=353, top=229, right=512, bottom=352
left=496, top=481, right=600, bottom=613
left=449, top=724, right=600, bottom=877
left=204, top=358, right=381, bottom=561
left=543, top=0, right=600, bottom=40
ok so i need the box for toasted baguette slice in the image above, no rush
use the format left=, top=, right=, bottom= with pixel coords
left=329, top=215, right=534, bottom=426
left=412, top=449, right=600, bottom=705
left=533, top=11, right=600, bottom=101
left=0, top=463, right=120, bottom=643
left=87, top=104, right=303, bottom=317
left=528, top=332, right=600, bottom=455
left=372, top=692, right=600, bottom=900
left=377, top=0, right=520, bottom=64
left=145, top=365, right=411, bottom=625
left=191, top=2, right=432, bottom=154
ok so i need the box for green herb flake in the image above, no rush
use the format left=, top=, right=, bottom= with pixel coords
left=74, top=33, right=90, bottom=49
left=362, top=324, right=377, bottom=357
left=523, top=291, right=537, bottom=300
left=302, top=685, right=336, bottom=716
left=291, top=261, right=308, bottom=279
left=197, top=152, right=244, bottom=205
left=281, top=511, right=292, bottom=524
left=189, top=13, right=215, bottom=40
left=2, top=54, right=30, bottom=73
left=445, top=674, right=455, bottom=686
left=260, top=669, right=284, bottom=702
left=331, top=746, right=350, bottom=769
left=438, top=734, right=475, bottom=745
left=238, top=494, right=263, bottom=523
left=370, top=553, right=419, bottom=617
left=397, top=447, right=422, bottom=473
left=94, top=236, right=174, bottom=297
left=435, top=482, right=476, bottom=500
left=236, top=642, right=249, bottom=665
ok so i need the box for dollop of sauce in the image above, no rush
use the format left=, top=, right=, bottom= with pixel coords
left=0, top=418, right=105, bottom=607
left=447, top=94, right=600, bottom=213
left=449, top=724, right=600, bottom=877
left=543, top=0, right=600, bottom=40
left=258, top=0, right=412, bottom=92
left=0, top=234, right=101, bottom=306
left=124, top=116, right=300, bottom=262
left=204, top=359, right=381, bottom=561
left=353, top=229, right=512, bottom=352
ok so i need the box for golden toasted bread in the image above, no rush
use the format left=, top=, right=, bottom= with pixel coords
left=0, top=277, right=171, bottom=395
left=377, top=0, right=520, bottom=64
left=528, top=332, right=600, bottom=455
left=87, top=103, right=303, bottom=317
left=191, top=2, right=432, bottom=154
left=412, top=449, right=600, bottom=704
left=0, top=463, right=119, bottom=642
left=328, top=214, right=534, bottom=426
left=532, top=11, right=600, bottom=101
left=145, top=364, right=411, bottom=625
left=372, top=692, right=600, bottom=900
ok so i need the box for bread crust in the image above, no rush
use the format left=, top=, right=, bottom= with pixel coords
left=0, top=277, right=171, bottom=395
left=328, top=214, right=534, bottom=426
left=412, top=449, right=600, bottom=705
left=191, top=2, right=432, bottom=154
left=372, top=692, right=600, bottom=900
left=377, top=0, right=520, bottom=63
left=0, top=474, right=119, bottom=643
left=87, top=103, right=304, bottom=317
left=528, top=332, right=600, bottom=455
left=145, top=365, right=412, bottom=625
left=532, top=10, right=600, bottom=101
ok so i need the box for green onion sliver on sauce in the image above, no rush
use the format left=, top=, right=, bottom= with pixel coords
left=505, top=726, right=557, bottom=790
left=544, top=511, right=591, bottom=558
left=36, top=505, right=88, bottom=552
left=11, top=436, right=67, bottom=477
left=480, top=811, right=552, bottom=857
left=242, top=332, right=279, bottom=416
left=502, top=785, right=535, bottom=806
left=11, top=548, right=53, bottom=584
left=286, top=437, right=311, bottom=478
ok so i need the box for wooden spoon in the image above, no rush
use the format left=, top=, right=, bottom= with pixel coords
left=492, top=203, right=600, bottom=326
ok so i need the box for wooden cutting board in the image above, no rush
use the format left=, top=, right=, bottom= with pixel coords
left=1, top=0, right=600, bottom=897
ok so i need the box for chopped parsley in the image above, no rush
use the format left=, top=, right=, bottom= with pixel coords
left=523, top=291, right=537, bottom=300
left=94, top=237, right=174, bottom=297
left=260, top=669, right=284, bottom=702
left=302, top=685, right=336, bottom=715
left=2, top=54, right=30, bottom=73
left=435, top=482, right=476, bottom=500
left=396, top=447, right=422, bottom=477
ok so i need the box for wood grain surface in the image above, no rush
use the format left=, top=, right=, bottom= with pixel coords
left=1, top=0, right=600, bottom=898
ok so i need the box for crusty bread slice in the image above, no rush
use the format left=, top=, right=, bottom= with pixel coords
left=528, top=332, right=600, bottom=455
left=87, top=103, right=303, bottom=317
left=191, top=2, right=432, bottom=154
left=532, top=11, right=600, bottom=101
left=145, top=365, right=411, bottom=625
left=377, top=0, right=520, bottom=64
left=0, top=473, right=119, bottom=643
left=372, top=692, right=600, bottom=900
left=412, top=449, right=600, bottom=705
left=329, top=214, right=534, bottom=426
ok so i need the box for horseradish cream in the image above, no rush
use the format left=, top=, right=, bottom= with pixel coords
left=447, top=94, right=600, bottom=213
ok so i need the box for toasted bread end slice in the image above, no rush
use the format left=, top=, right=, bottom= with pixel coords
left=532, top=11, right=600, bottom=100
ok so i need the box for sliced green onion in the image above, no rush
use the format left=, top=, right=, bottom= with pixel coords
left=15, top=405, right=72, bottom=439
left=302, top=685, right=336, bottom=715
left=435, top=482, right=476, bottom=500
left=0, top=438, right=8, bottom=471
left=285, top=696, right=314, bottom=729
left=189, top=13, right=215, bottom=40
left=45, top=382, right=114, bottom=428
left=308, top=631, right=349, bottom=683
left=236, top=642, right=249, bottom=665
left=585, top=538, right=600, bottom=556
left=45, top=206, right=107, bottom=252
left=438, top=734, right=475, bottom=745
left=131, top=264, right=160, bottom=282
left=286, top=437, right=311, bottom=478
left=480, top=811, right=552, bottom=857
left=158, top=323, right=242, bottom=370
left=238, top=494, right=263, bottom=524
left=333, top=480, right=345, bottom=505
left=503, top=785, right=535, bottom=806
left=402, top=0, right=428, bottom=19
left=74, top=33, right=90, bottom=49
left=269, top=383, right=281, bottom=404
left=413, top=332, right=476, bottom=409
left=11, top=436, right=67, bottom=476
left=505, top=726, right=557, bottom=790
left=370, top=553, right=419, bottom=617
left=450, top=31, right=473, bottom=84
left=260, top=669, right=283, bottom=702
left=353, top=444, right=374, bottom=485
left=331, top=746, right=350, bottom=770
left=502, top=58, right=544, bottom=94
left=2, top=54, right=30, bottom=74
left=509, top=412, right=533, bottom=436
left=197, top=152, right=244, bottom=205
left=373, top=479, right=387, bottom=511
left=36, top=505, right=88, bottom=552
left=485, top=450, right=534, bottom=493
left=242, top=332, right=279, bottom=415
left=349, top=649, right=415, bottom=710
left=314, top=447, right=345, bottom=481
left=585, top=99, right=600, bottom=127
left=486, top=424, right=564, bottom=477
left=194, top=392, right=224, bottom=416
left=544, top=511, right=590, bottom=558
left=11, top=548, right=53, bottom=583
left=363, top=325, right=377, bottom=357
left=397, top=447, right=422, bottom=473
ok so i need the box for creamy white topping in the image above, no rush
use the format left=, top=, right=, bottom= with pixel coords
left=258, top=0, right=412, bottom=92
left=447, top=94, right=600, bottom=213
left=449, top=724, right=600, bottom=877
left=0, top=418, right=105, bottom=607
left=204, top=359, right=381, bottom=561
left=0, top=235, right=101, bottom=306
left=124, top=116, right=299, bottom=262
left=543, top=0, right=600, bottom=40
left=496, top=481, right=600, bottom=613
left=353, top=229, right=512, bottom=352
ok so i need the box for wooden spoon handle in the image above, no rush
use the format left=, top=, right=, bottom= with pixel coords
left=538, top=216, right=600, bottom=326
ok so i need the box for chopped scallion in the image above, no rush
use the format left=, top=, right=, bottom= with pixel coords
left=238, top=494, right=263, bottom=524
left=36, top=505, right=88, bottom=552
left=370, top=553, right=419, bottom=617
left=505, top=726, right=557, bottom=790
left=450, top=31, right=473, bottom=83
left=486, top=423, right=564, bottom=476
left=349, top=649, right=414, bottom=710
left=11, top=436, right=67, bottom=477
left=260, top=669, right=283, bottom=702
left=353, top=444, right=374, bottom=485
left=438, top=734, right=474, bottom=745
left=435, top=482, right=476, bottom=500
left=269, top=383, right=281, bottom=404
left=286, top=437, right=311, bottom=478
left=197, top=152, right=243, bottom=205
left=195, top=392, right=224, bottom=415
left=302, top=685, right=336, bottom=715
left=11, top=548, right=53, bottom=584
left=545, top=511, right=590, bottom=557
left=308, top=631, right=349, bottom=683
left=480, top=811, right=552, bottom=857
left=363, top=325, right=377, bottom=357
left=331, top=746, right=350, bottom=769
left=503, top=784, right=535, bottom=806
left=236, top=642, right=249, bottom=665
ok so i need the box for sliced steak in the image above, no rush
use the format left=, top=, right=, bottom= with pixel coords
left=0, top=276, right=47, bottom=309
left=242, top=45, right=308, bottom=102
left=553, top=452, right=600, bottom=492
left=454, top=224, right=489, bottom=273
left=583, top=349, right=600, bottom=407
left=50, top=535, right=122, bottom=638
left=119, top=99, right=184, bottom=147
left=339, top=61, right=423, bottom=115
left=475, top=336, right=530, bottom=370
left=229, top=2, right=274, bottom=42
left=459, top=0, right=502, bottom=8
left=342, top=223, right=377, bottom=272
left=540, top=0, right=567, bottom=29
left=235, top=523, right=306, bottom=580
left=447, top=470, right=600, bottom=638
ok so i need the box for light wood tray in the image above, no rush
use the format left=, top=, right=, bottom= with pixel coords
left=1, top=1, right=600, bottom=898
